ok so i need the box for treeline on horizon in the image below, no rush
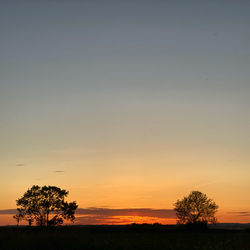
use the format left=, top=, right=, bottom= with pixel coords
left=12, top=185, right=219, bottom=229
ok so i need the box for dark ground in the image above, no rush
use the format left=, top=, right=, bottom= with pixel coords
left=1, top=225, right=250, bottom=250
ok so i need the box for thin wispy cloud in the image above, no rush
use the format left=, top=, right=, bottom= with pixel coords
left=54, top=170, right=65, bottom=173
left=228, top=211, right=250, bottom=217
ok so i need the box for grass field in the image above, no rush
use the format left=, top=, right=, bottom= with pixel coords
left=1, top=225, right=250, bottom=250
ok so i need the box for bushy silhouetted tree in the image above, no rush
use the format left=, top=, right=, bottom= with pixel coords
left=14, top=185, right=78, bottom=226
left=174, top=191, right=218, bottom=225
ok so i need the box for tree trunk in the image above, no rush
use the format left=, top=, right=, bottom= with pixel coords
left=46, top=210, right=49, bottom=227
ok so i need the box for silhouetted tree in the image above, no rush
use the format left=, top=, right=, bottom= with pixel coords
left=15, top=185, right=78, bottom=227
left=174, top=191, right=218, bottom=225
left=13, top=214, right=22, bottom=226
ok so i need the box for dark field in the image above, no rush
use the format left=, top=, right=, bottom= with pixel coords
left=1, top=225, right=250, bottom=250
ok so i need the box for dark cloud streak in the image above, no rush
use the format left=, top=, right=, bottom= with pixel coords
left=228, top=211, right=250, bottom=217
left=0, top=207, right=175, bottom=217
left=0, top=209, right=17, bottom=214
left=76, top=207, right=176, bottom=218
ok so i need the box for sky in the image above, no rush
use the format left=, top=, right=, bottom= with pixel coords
left=0, top=0, right=250, bottom=225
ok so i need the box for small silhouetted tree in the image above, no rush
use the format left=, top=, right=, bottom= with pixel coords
left=15, top=185, right=78, bottom=227
left=174, top=191, right=218, bottom=226
left=13, top=214, right=22, bottom=226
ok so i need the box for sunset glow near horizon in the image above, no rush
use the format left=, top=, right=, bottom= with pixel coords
left=1, top=0, right=250, bottom=225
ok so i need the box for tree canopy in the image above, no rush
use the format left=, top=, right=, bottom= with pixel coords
left=14, top=185, right=78, bottom=226
left=174, top=191, right=218, bottom=225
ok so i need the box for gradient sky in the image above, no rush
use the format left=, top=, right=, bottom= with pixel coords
left=1, top=0, right=250, bottom=224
